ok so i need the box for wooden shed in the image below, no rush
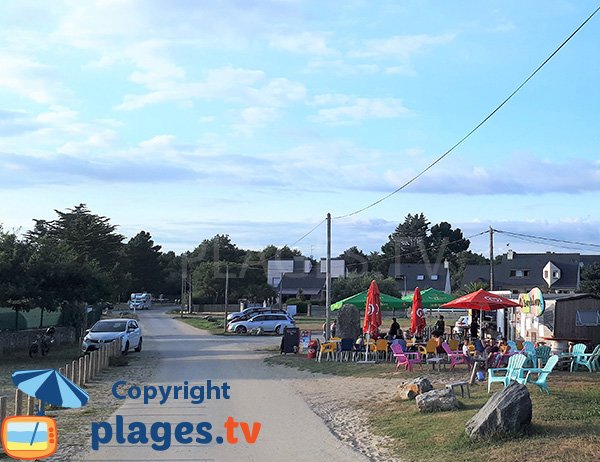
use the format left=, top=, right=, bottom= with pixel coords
left=514, top=293, right=600, bottom=349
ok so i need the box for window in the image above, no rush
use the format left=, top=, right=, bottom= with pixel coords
left=510, top=269, right=530, bottom=278
left=576, top=311, right=600, bottom=327
left=430, top=275, right=439, bottom=281
left=416, top=275, right=424, bottom=281
left=544, top=270, right=549, bottom=278
left=553, top=270, right=560, bottom=278
left=253, top=315, right=265, bottom=322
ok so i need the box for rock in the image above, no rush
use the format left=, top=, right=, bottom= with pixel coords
left=395, top=377, right=433, bottom=400
left=415, top=389, right=459, bottom=412
left=465, top=382, right=532, bottom=440
left=336, top=304, right=361, bottom=340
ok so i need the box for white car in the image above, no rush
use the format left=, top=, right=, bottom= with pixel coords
left=453, top=315, right=470, bottom=335
left=82, top=318, right=142, bottom=354
left=227, top=313, right=295, bottom=335
left=226, top=307, right=284, bottom=322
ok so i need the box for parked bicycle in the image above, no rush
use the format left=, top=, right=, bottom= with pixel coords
left=29, top=326, right=56, bottom=358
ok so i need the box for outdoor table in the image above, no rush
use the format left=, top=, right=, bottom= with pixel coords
left=426, top=357, right=445, bottom=372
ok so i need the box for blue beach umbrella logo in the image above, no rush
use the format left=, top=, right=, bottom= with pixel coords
left=12, top=369, right=89, bottom=416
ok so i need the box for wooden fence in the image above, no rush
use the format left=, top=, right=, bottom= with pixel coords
left=0, top=338, right=122, bottom=451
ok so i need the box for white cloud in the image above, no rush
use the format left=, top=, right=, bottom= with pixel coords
left=349, top=33, right=456, bottom=59
left=268, top=32, right=336, bottom=55
left=57, top=129, right=118, bottom=155
left=312, top=97, right=411, bottom=124
left=0, top=52, right=62, bottom=103
left=234, top=106, right=280, bottom=136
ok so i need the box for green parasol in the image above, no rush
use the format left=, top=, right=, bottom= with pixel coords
left=400, top=288, right=457, bottom=309
left=331, top=291, right=405, bottom=311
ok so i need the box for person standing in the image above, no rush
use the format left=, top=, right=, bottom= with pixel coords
left=470, top=316, right=479, bottom=339
left=434, top=315, right=445, bottom=335
left=388, top=317, right=401, bottom=339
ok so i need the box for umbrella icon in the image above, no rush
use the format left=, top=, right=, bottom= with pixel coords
left=12, top=369, right=89, bottom=416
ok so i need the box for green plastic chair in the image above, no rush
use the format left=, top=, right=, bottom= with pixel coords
left=569, top=343, right=588, bottom=372
left=571, top=344, right=600, bottom=372
left=517, top=355, right=559, bottom=394
left=535, top=345, right=551, bottom=367
left=487, top=353, right=527, bottom=393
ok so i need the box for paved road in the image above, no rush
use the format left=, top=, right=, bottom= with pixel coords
left=82, top=308, right=367, bottom=462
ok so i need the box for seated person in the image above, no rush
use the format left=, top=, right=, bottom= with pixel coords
left=432, top=332, right=445, bottom=354
left=355, top=335, right=365, bottom=352
left=485, top=339, right=500, bottom=368
left=462, top=339, right=475, bottom=366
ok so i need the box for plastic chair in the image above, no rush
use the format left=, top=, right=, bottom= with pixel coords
left=391, top=343, right=421, bottom=371
left=523, top=341, right=537, bottom=367
left=317, top=342, right=336, bottom=362
left=375, top=339, right=390, bottom=361
left=337, top=338, right=355, bottom=362
left=424, top=338, right=438, bottom=356
left=448, top=339, right=459, bottom=352
left=569, top=343, right=588, bottom=372
left=441, top=342, right=468, bottom=370
left=516, top=355, right=559, bottom=393
left=571, top=344, right=600, bottom=372
left=535, top=345, right=551, bottom=367
left=487, top=353, right=527, bottom=393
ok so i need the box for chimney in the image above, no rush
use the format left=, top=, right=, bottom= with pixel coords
left=507, top=249, right=515, bottom=260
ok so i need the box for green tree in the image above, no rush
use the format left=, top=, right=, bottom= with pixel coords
left=381, top=213, right=430, bottom=265
left=332, top=272, right=401, bottom=301
left=459, top=280, right=489, bottom=295
left=190, top=234, right=246, bottom=263
left=339, top=246, right=369, bottom=273
left=124, top=231, right=164, bottom=293
left=157, top=251, right=182, bottom=298
left=580, top=263, right=600, bottom=295
left=427, top=222, right=470, bottom=266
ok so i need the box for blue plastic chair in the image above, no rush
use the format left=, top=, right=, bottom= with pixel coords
left=523, top=341, right=537, bottom=367
left=517, top=355, right=559, bottom=393
left=535, top=345, right=551, bottom=367
left=487, top=353, right=527, bottom=393
left=571, top=344, right=600, bottom=372
left=569, top=343, right=588, bottom=372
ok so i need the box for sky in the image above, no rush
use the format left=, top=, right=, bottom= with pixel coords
left=1, top=0, right=599, bottom=259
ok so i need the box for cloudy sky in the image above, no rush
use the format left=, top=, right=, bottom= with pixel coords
left=1, top=1, right=599, bottom=258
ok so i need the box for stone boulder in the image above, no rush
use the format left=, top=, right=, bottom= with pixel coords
left=395, top=377, right=433, bottom=400
left=465, top=382, right=532, bottom=440
left=415, top=389, right=459, bottom=412
left=336, top=304, right=361, bottom=340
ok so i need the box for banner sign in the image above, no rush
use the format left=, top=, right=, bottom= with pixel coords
left=520, top=288, right=545, bottom=317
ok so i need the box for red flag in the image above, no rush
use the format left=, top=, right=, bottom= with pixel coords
left=363, top=280, right=382, bottom=335
left=410, top=287, right=426, bottom=335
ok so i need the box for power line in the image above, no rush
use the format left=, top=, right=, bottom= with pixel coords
left=334, top=5, right=600, bottom=220
left=286, top=218, right=327, bottom=248
left=344, top=230, right=489, bottom=270
left=495, top=229, right=600, bottom=250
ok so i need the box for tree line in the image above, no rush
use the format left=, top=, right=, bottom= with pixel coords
left=0, top=206, right=497, bottom=327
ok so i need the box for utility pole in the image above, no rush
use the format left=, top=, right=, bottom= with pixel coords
left=325, top=213, right=332, bottom=341
left=188, top=266, right=193, bottom=315
left=181, top=257, right=186, bottom=318
left=223, top=263, right=229, bottom=333
left=483, top=225, right=495, bottom=338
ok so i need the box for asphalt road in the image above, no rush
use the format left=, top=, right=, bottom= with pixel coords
left=81, top=307, right=367, bottom=462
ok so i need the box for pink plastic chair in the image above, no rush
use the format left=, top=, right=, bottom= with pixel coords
left=442, top=341, right=469, bottom=370
left=391, top=343, right=421, bottom=371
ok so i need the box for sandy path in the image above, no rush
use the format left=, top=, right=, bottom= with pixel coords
left=77, top=309, right=368, bottom=462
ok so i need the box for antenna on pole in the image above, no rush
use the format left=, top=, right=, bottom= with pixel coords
left=325, top=213, right=332, bottom=341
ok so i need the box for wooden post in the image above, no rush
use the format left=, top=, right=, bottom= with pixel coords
left=83, top=355, right=89, bottom=384
left=78, top=357, right=85, bottom=387
left=0, top=396, right=7, bottom=421
left=71, top=360, right=78, bottom=383
left=14, top=389, right=24, bottom=415
left=65, top=363, right=71, bottom=382
left=59, top=367, right=65, bottom=377
left=27, top=396, right=35, bottom=415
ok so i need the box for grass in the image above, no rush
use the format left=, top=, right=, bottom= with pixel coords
left=175, top=315, right=226, bottom=334
left=265, top=354, right=600, bottom=462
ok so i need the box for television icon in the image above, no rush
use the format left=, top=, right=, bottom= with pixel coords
left=1, top=415, right=58, bottom=460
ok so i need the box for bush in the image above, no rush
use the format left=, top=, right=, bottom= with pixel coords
left=285, top=299, right=308, bottom=314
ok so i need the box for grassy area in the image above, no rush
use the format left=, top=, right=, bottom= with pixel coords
left=175, top=315, right=226, bottom=334
left=266, top=354, right=600, bottom=461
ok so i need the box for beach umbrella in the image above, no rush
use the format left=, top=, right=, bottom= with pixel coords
left=410, top=287, right=426, bottom=336
left=440, top=289, right=521, bottom=338
left=360, top=280, right=382, bottom=362
left=400, top=288, right=457, bottom=310
left=331, top=291, right=405, bottom=311
left=12, top=369, right=89, bottom=416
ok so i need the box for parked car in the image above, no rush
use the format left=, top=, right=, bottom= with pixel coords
left=82, top=318, right=142, bottom=354
left=226, top=307, right=286, bottom=322
left=227, top=313, right=295, bottom=335
left=453, top=315, right=470, bottom=335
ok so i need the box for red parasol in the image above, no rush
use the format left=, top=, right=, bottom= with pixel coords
left=363, top=280, right=382, bottom=335
left=410, top=287, right=426, bottom=336
left=440, top=289, right=520, bottom=311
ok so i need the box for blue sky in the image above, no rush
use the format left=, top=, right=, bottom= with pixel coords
left=1, top=1, right=599, bottom=258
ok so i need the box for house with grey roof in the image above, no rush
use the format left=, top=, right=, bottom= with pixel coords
left=388, top=262, right=450, bottom=293
left=462, top=251, right=600, bottom=294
